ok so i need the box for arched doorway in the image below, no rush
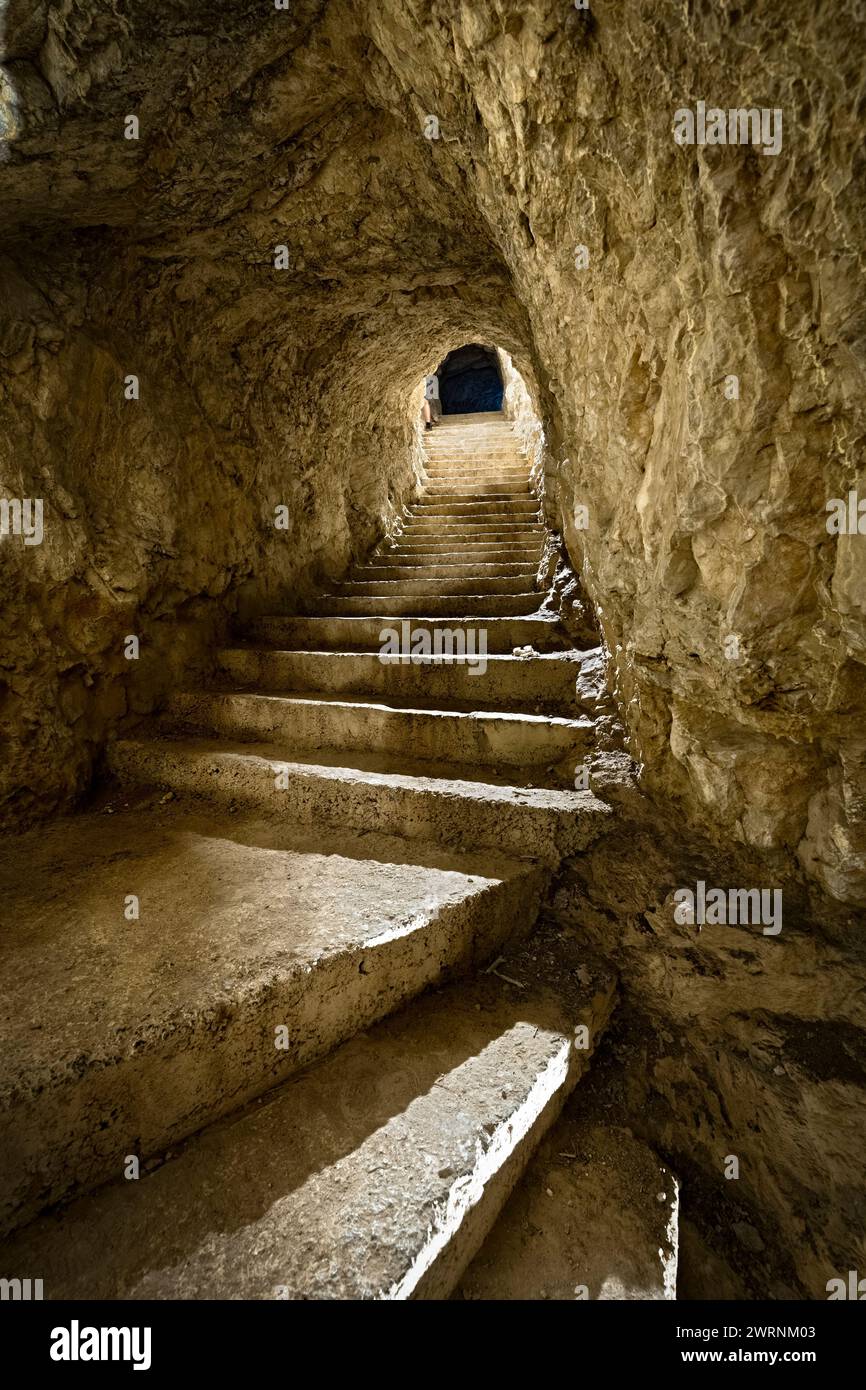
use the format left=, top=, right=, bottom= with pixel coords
left=435, top=344, right=504, bottom=414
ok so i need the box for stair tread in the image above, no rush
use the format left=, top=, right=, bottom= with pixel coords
left=1, top=928, right=615, bottom=1299
left=171, top=688, right=592, bottom=728
left=112, top=734, right=603, bottom=797
left=0, top=801, right=543, bottom=1234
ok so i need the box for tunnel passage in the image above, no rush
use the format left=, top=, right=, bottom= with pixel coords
left=0, top=0, right=864, bottom=1311
left=436, top=345, right=504, bottom=414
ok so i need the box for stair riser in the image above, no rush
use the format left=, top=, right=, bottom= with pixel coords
left=424, top=446, right=522, bottom=455
left=387, top=537, right=543, bottom=550
left=423, top=475, right=530, bottom=485
left=314, top=594, right=543, bottom=616
left=393, top=546, right=543, bottom=559
left=356, top=563, right=540, bottom=580
left=402, top=517, right=543, bottom=529
left=164, top=692, right=592, bottom=769
left=423, top=487, right=532, bottom=499
left=217, top=649, right=580, bottom=711
left=334, top=576, right=537, bottom=597
left=424, top=483, right=531, bottom=496
left=411, top=504, right=540, bottom=519
left=381, top=556, right=542, bottom=570
left=398, top=528, right=545, bottom=542
left=244, top=616, right=570, bottom=652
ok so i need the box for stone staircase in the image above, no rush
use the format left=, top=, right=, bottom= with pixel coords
left=0, top=412, right=677, bottom=1299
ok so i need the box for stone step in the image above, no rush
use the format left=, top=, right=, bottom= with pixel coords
left=424, top=466, right=525, bottom=474
left=1, top=933, right=616, bottom=1298
left=333, top=575, right=537, bottom=598
left=423, top=481, right=531, bottom=493
left=428, top=418, right=514, bottom=428
left=163, top=690, right=594, bottom=769
left=355, top=561, right=539, bottom=581
left=424, top=463, right=529, bottom=473
left=386, top=539, right=543, bottom=557
left=244, top=615, right=570, bottom=653
left=396, top=535, right=543, bottom=552
left=375, top=544, right=542, bottom=561
left=424, top=447, right=525, bottom=455
left=108, top=739, right=611, bottom=859
left=423, top=487, right=532, bottom=501
left=426, top=444, right=519, bottom=451
left=0, top=802, right=546, bottom=1235
left=457, top=1114, right=679, bottom=1300
left=400, top=522, right=545, bottom=540
left=411, top=500, right=540, bottom=519
left=424, top=458, right=525, bottom=468
left=380, top=544, right=542, bottom=561
left=426, top=430, right=516, bottom=440
left=425, top=476, right=528, bottom=484
left=216, top=648, right=582, bottom=712
left=422, top=447, right=522, bottom=458
left=315, top=594, right=543, bottom=616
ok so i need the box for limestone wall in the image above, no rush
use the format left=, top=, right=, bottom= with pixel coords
left=0, top=0, right=863, bottom=903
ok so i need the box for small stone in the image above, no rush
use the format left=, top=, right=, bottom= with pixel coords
left=733, top=1222, right=765, bottom=1253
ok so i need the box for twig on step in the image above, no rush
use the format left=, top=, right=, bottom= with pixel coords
left=483, top=955, right=527, bottom=989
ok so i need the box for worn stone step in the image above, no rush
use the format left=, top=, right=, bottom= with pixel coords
left=216, top=648, right=582, bottom=712
left=380, top=555, right=542, bottom=571
left=457, top=1114, right=679, bottom=1300
left=0, top=802, right=546, bottom=1237
left=422, top=469, right=528, bottom=480
left=424, top=445, right=522, bottom=454
left=396, top=534, right=544, bottom=551
left=411, top=500, right=540, bottom=519
left=163, top=690, right=594, bottom=769
left=373, top=552, right=542, bottom=570
left=1, top=934, right=616, bottom=1299
left=423, top=488, right=532, bottom=502
left=386, top=538, right=543, bottom=555
left=425, top=438, right=519, bottom=448
left=108, top=739, right=611, bottom=859
left=243, top=614, right=570, bottom=653
left=422, top=464, right=525, bottom=475
left=355, top=561, right=539, bottom=581
left=333, top=575, right=537, bottom=598
left=401, top=522, right=544, bottom=539
left=428, top=431, right=518, bottom=438
left=315, top=593, right=543, bottom=616
left=424, top=466, right=530, bottom=477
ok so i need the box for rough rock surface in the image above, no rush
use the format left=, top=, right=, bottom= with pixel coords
left=1, top=0, right=863, bottom=900
left=0, top=1, right=865, bottom=1298
left=548, top=813, right=866, bottom=1299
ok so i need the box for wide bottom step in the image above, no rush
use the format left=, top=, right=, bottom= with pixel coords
left=1, top=929, right=615, bottom=1299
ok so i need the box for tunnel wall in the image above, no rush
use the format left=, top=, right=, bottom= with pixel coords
left=1, top=0, right=864, bottom=1298
left=0, top=0, right=863, bottom=901
left=360, top=0, right=866, bottom=907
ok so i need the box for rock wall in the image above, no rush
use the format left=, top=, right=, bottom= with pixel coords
left=0, top=241, right=433, bottom=823
left=550, top=814, right=866, bottom=1299
left=358, top=0, right=866, bottom=905
left=1, top=0, right=864, bottom=900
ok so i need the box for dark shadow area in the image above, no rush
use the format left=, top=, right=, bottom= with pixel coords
left=436, top=344, right=503, bottom=414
